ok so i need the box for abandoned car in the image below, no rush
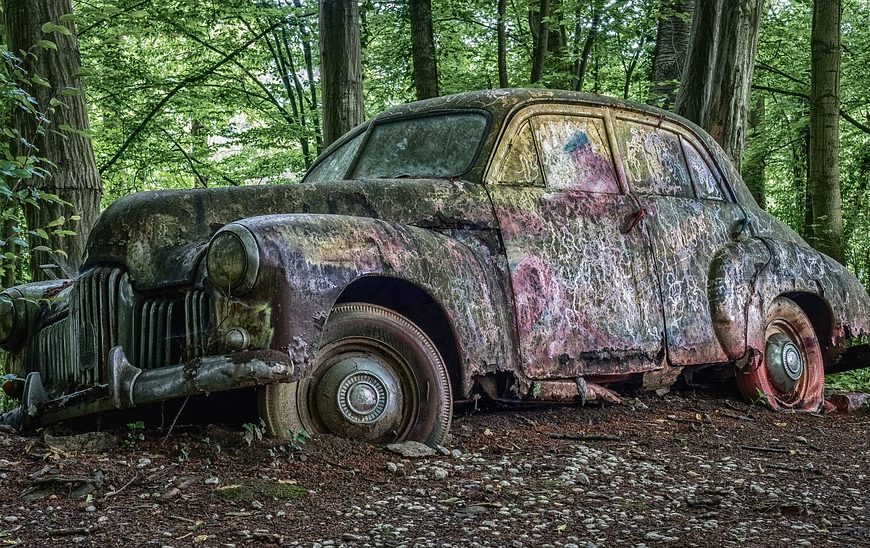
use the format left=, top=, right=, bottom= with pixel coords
left=2, top=89, right=870, bottom=445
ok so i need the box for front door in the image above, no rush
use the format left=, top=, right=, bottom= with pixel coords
left=486, top=107, right=664, bottom=379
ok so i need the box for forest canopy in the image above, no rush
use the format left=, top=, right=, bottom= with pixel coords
left=1, top=0, right=869, bottom=290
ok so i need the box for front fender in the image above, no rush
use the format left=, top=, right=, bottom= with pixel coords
left=710, top=237, right=870, bottom=363
left=237, top=213, right=517, bottom=391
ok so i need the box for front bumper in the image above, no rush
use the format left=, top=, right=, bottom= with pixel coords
left=11, top=346, right=297, bottom=428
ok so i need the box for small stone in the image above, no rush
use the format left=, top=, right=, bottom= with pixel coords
left=433, top=468, right=449, bottom=480
left=85, top=505, right=96, bottom=513
left=204, top=477, right=219, bottom=485
left=577, top=473, right=590, bottom=485
left=386, top=441, right=436, bottom=458
left=483, top=428, right=494, bottom=437
left=251, top=500, right=264, bottom=510
left=97, top=516, right=109, bottom=523
left=2, top=516, right=17, bottom=523
left=137, top=458, right=152, bottom=468
left=386, top=462, right=398, bottom=473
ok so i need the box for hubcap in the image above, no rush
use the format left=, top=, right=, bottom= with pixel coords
left=766, top=333, right=804, bottom=393
left=313, top=354, right=403, bottom=440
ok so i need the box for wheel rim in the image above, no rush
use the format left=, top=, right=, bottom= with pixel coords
left=763, top=317, right=812, bottom=407
left=305, top=339, right=419, bottom=442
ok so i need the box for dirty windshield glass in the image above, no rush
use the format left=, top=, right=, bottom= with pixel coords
left=351, top=112, right=488, bottom=179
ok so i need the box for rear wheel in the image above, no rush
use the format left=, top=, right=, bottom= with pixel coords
left=736, top=297, right=824, bottom=410
left=258, top=303, right=452, bottom=445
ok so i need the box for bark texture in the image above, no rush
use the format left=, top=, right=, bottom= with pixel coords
left=3, top=0, right=102, bottom=280
left=319, top=0, right=364, bottom=148
left=675, top=0, right=763, bottom=170
left=649, top=0, right=694, bottom=109
left=809, top=0, right=844, bottom=262
left=410, top=0, right=439, bottom=99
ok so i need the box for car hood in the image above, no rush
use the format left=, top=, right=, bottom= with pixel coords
left=84, top=179, right=496, bottom=289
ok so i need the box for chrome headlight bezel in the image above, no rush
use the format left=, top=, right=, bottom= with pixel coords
left=206, top=224, right=260, bottom=294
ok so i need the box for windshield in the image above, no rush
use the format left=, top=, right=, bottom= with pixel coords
left=351, top=111, right=488, bottom=179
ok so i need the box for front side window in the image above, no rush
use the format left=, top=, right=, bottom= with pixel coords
left=496, top=120, right=543, bottom=185
left=533, top=115, right=619, bottom=193
left=304, top=131, right=365, bottom=183
left=350, top=112, right=488, bottom=179
left=616, top=120, right=693, bottom=198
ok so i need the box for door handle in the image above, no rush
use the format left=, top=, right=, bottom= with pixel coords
left=622, top=208, right=646, bottom=234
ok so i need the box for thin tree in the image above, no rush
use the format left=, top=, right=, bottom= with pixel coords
left=808, top=0, right=844, bottom=262
left=410, top=0, right=438, bottom=99
left=649, top=0, right=694, bottom=109
left=3, top=0, right=102, bottom=279
left=530, top=0, right=550, bottom=83
left=497, top=0, right=509, bottom=87
left=319, top=0, right=364, bottom=147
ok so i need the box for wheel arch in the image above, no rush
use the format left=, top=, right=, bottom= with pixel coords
left=334, top=275, right=464, bottom=396
left=781, top=291, right=835, bottom=362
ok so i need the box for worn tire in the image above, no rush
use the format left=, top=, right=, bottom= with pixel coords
left=258, top=303, right=452, bottom=446
left=736, top=297, right=824, bottom=411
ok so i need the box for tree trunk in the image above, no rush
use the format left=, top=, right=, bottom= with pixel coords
left=319, top=0, right=364, bottom=148
left=742, top=95, right=766, bottom=207
left=294, top=0, right=322, bottom=152
left=409, top=0, right=439, bottom=99
left=808, top=0, right=844, bottom=262
left=3, top=0, right=102, bottom=280
left=530, top=0, right=550, bottom=83
left=572, top=0, right=601, bottom=92
left=649, top=0, right=694, bottom=109
left=675, top=0, right=763, bottom=170
left=497, top=0, right=509, bottom=87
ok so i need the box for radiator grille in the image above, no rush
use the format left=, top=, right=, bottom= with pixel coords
left=30, top=266, right=212, bottom=390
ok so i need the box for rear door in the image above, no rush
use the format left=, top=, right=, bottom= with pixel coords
left=486, top=105, right=665, bottom=379
left=612, top=113, right=745, bottom=365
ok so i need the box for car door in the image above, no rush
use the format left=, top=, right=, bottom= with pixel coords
left=485, top=105, right=665, bottom=379
left=612, top=113, right=746, bottom=365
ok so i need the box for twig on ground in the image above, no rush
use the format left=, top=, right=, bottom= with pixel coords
left=740, top=445, right=791, bottom=454
left=46, top=527, right=94, bottom=537
left=549, top=433, right=621, bottom=442
left=161, top=395, right=190, bottom=445
left=104, top=474, right=138, bottom=498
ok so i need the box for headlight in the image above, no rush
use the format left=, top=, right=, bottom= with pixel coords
left=0, top=294, right=15, bottom=346
left=206, top=224, right=260, bottom=294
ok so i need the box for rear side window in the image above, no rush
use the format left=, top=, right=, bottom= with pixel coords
left=496, top=120, right=543, bottom=185
left=305, top=131, right=365, bottom=183
left=532, top=115, right=619, bottom=193
left=682, top=139, right=724, bottom=200
left=616, top=120, right=693, bottom=198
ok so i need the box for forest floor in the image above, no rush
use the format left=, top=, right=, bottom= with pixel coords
left=0, top=388, right=867, bottom=548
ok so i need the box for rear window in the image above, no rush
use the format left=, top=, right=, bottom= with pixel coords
left=350, top=112, right=488, bottom=179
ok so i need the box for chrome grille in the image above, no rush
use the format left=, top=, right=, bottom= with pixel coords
left=31, top=266, right=212, bottom=390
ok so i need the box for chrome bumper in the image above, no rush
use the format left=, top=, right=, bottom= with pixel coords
left=17, top=346, right=297, bottom=427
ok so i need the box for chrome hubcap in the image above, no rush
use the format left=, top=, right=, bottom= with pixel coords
left=766, top=333, right=804, bottom=393
left=313, top=354, right=403, bottom=440
left=338, top=373, right=387, bottom=423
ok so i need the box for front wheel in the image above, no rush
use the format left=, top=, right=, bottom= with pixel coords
left=736, top=297, right=824, bottom=410
left=258, top=303, right=452, bottom=446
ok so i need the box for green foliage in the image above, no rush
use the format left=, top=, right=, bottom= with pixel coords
left=216, top=479, right=306, bottom=502
left=827, top=369, right=870, bottom=392
left=242, top=419, right=266, bottom=446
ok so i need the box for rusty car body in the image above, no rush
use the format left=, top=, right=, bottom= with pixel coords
left=2, top=89, right=869, bottom=445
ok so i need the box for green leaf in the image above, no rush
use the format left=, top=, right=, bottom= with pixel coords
left=38, top=40, right=57, bottom=51
left=41, top=22, right=72, bottom=36
left=32, top=229, right=49, bottom=240
left=31, top=245, right=52, bottom=253
left=46, top=216, right=66, bottom=228
left=52, top=229, right=77, bottom=237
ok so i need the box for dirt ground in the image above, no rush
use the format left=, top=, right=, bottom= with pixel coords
left=0, top=388, right=867, bottom=548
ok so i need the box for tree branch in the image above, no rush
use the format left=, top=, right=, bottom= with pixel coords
left=752, top=84, right=870, bottom=136
left=99, top=17, right=290, bottom=175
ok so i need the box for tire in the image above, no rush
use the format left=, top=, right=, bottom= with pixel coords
left=736, top=296, right=824, bottom=411
left=258, top=303, right=452, bottom=446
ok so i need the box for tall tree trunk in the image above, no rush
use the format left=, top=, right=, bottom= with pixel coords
left=808, top=0, right=844, bottom=262
left=409, top=0, right=439, bottom=99
left=319, top=0, right=364, bottom=148
left=497, top=0, right=509, bottom=87
left=675, top=0, right=763, bottom=170
left=530, top=0, right=550, bottom=83
left=742, top=96, right=766, bottom=207
left=3, top=0, right=102, bottom=280
left=572, top=0, right=601, bottom=92
left=649, top=0, right=694, bottom=109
